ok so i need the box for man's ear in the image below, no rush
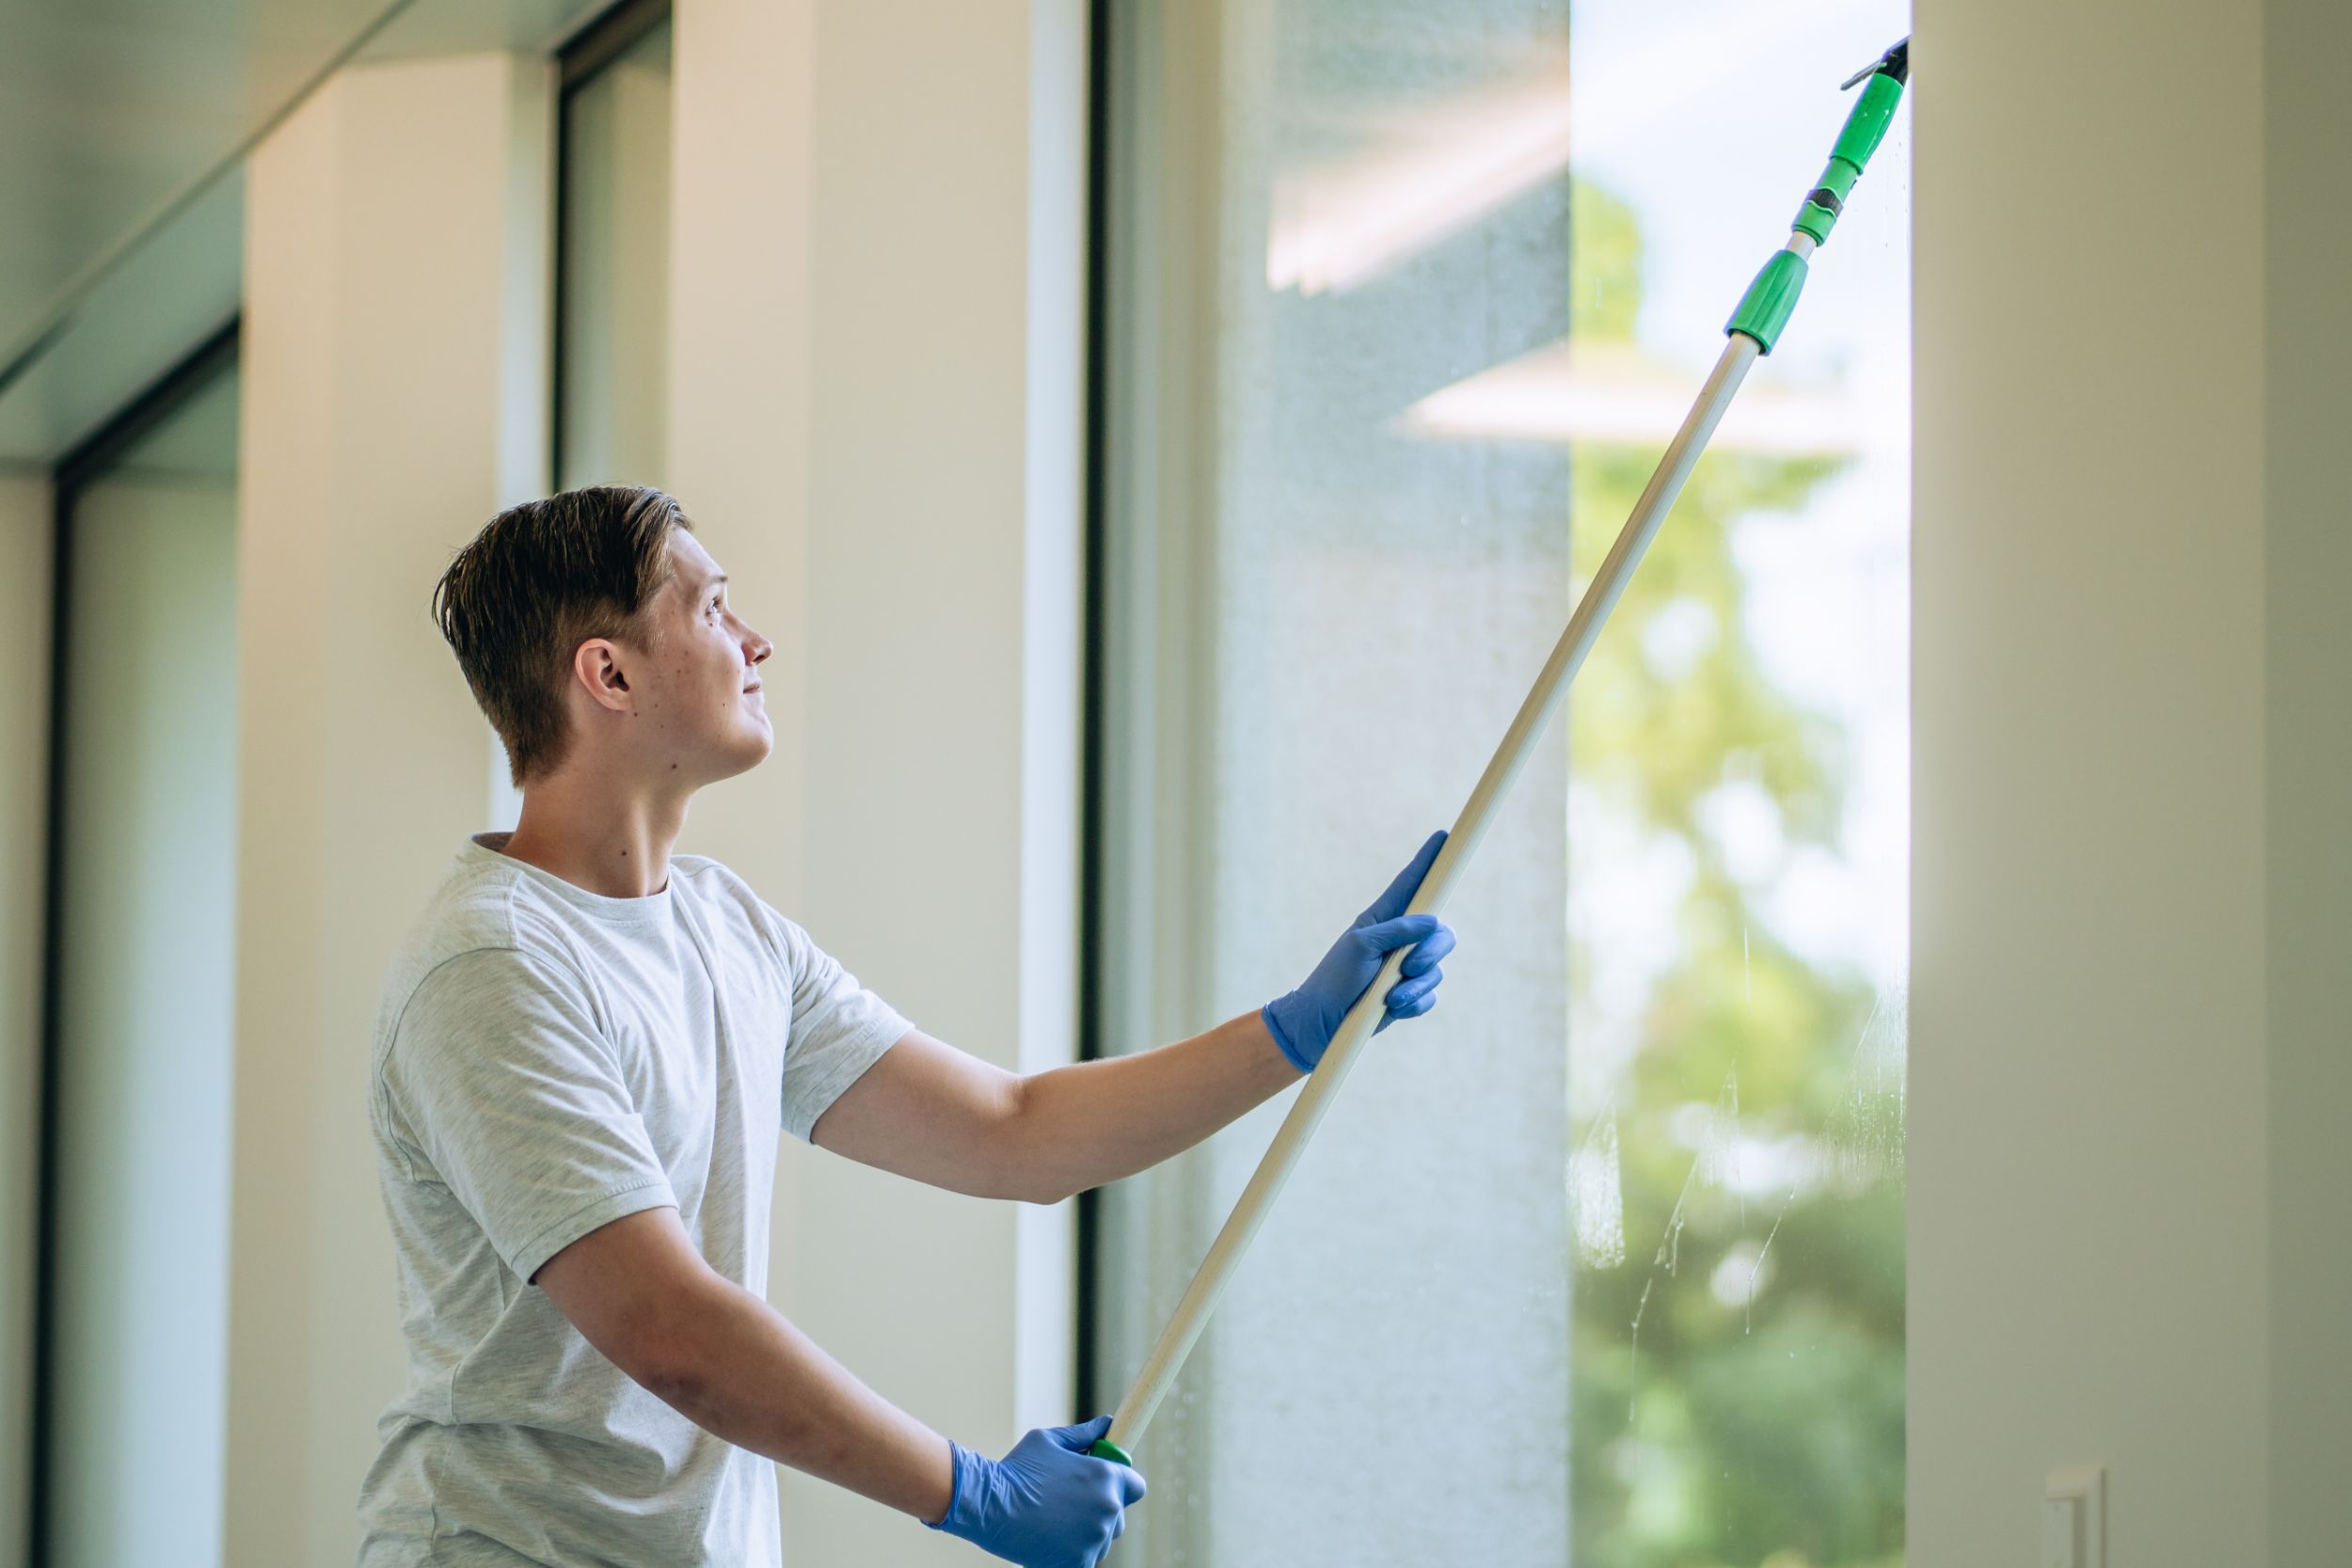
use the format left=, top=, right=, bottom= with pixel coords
left=573, top=638, right=635, bottom=713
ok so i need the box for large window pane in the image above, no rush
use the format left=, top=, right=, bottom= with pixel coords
left=557, top=13, right=674, bottom=492
left=45, top=348, right=241, bottom=1568
left=1091, top=2, right=1576, bottom=1560
left=1090, top=1, right=1910, bottom=1563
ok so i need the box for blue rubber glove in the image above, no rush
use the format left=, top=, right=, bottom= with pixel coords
left=928, top=1416, right=1145, bottom=1568
left=1261, top=830, right=1456, bottom=1074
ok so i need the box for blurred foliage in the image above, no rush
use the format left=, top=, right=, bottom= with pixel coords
left=1566, top=180, right=1905, bottom=1568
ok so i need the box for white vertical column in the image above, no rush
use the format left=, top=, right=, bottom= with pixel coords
left=225, top=54, right=550, bottom=1568
left=1911, top=2, right=2270, bottom=1562
left=669, top=0, right=1087, bottom=1559
left=0, top=473, right=52, bottom=1568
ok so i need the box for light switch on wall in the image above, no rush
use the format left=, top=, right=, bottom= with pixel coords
left=2044, top=1465, right=2106, bottom=1568
left=2042, top=1494, right=2082, bottom=1568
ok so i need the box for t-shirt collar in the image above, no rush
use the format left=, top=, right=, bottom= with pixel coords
left=465, top=831, right=675, bottom=925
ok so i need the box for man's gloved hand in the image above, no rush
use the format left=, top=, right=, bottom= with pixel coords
left=929, top=1416, right=1146, bottom=1568
left=1261, top=830, right=1456, bottom=1074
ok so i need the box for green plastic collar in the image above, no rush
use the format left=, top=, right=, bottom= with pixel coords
left=1725, top=249, right=1809, bottom=355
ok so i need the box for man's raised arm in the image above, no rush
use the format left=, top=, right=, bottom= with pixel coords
left=811, top=832, right=1455, bottom=1207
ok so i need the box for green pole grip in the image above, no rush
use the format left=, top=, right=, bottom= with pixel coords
left=1831, top=71, right=1904, bottom=176
left=1089, top=1437, right=1135, bottom=1466
left=1725, top=249, right=1809, bottom=355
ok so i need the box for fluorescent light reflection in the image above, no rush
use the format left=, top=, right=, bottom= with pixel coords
left=1268, top=55, right=1573, bottom=297
left=1396, top=339, right=1887, bottom=453
left=1265, top=0, right=1874, bottom=299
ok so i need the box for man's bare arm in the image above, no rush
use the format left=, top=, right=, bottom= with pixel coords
left=532, top=1205, right=955, bottom=1522
left=812, top=1014, right=1298, bottom=1206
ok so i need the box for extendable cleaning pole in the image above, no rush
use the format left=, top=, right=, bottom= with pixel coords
left=1093, top=37, right=1911, bottom=1469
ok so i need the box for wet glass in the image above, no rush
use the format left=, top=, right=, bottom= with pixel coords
left=1093, top=1, right=1908, bottom=1562
left=1091, top=0, right=1575, bottom=1559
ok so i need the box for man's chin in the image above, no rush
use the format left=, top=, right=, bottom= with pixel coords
left=721, top=725, right=774, bottom=777
left=674, top=718, right=773, bottom=788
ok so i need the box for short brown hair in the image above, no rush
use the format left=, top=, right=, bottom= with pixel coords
left=432, top=485, right=694, bottom=785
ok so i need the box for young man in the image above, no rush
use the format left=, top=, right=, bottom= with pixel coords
left=356, top=486, right=1454, bottom=1568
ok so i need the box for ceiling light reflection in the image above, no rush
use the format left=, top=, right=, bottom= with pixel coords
left=1397, top=340, right=1890, bottom=454
left=1268, top=60, right=1573, bottom=297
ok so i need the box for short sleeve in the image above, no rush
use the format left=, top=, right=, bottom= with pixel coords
left=760, top=904, right=912, bottom=1142
left=381, top=947, right=677, bottom=1282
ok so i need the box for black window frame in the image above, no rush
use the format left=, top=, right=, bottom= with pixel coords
left=1073, top=0, right=1115, bottom=1423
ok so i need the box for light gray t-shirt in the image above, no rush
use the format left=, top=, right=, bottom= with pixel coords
left=355, top=832, right=911, bottom=1568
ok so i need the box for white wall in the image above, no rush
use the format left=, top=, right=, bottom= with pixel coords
left=0, top=471, right=51, bottom=1568
left=1913, top=0, right=2351, bottom=1560
left=667, top=0, right=1088, bottom=1558
left=225, top=54, right=550, bottom=1566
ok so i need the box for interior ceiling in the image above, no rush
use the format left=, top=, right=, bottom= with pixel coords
left=0, top=0, right=612, bottom=471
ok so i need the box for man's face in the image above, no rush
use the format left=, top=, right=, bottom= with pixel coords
left=619, top=530, right=774, bottom=785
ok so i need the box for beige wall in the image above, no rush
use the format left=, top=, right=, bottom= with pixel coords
left=1914, top=0, right=2350, bottom=1560
left=667, top=0, right=1088, bottom=1558
left=225, top=53, right=550, bottom=1566
left=0, top=471, right=51, bottom=1568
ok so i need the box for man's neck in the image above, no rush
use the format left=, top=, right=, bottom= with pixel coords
left=499, top=775, right=692, bottom=900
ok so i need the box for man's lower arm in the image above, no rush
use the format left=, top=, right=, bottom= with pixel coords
left=654, top=1275, right=956, bottom=1523
left=1009, top=1009, right=1299, bottom=1201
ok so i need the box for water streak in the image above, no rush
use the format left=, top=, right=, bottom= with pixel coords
left=1743, top=1189, right=1795, bottom=1335
left=1654, top=1154, right=1699, bottom=1275
left=1627, top=1275, right=1654, bottom=1422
